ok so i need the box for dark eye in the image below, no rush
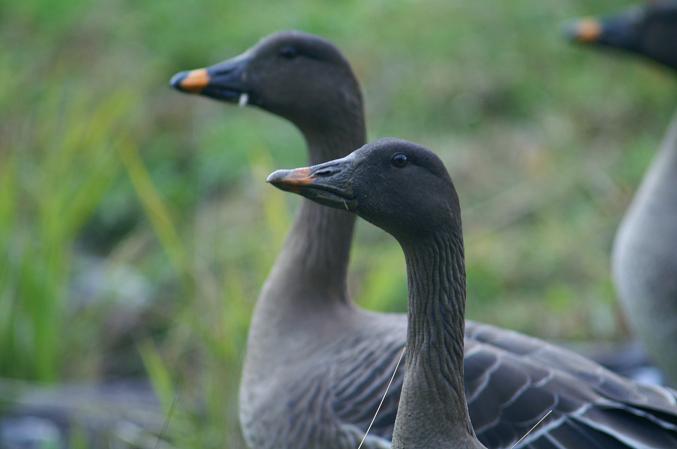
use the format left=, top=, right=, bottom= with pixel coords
left=279, top=46, right=299, bottom=59
left=391, top=153, right=409, bottom=168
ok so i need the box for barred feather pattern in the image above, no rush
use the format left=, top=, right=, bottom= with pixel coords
left=241, top=147, right=677, bottom=449
left=241, top=314, right=677, bottom=449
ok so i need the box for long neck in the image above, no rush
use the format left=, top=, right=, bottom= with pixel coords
left=262, top=108, right=366, bottom=308
left=393, top=230, right=481, bottom=449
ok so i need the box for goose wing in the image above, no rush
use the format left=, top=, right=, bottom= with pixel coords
left=329, top=326, right=406, bottom=447
left=465, top=322, right=677, bottom=449
left=327, top=319, right=677, bottom=449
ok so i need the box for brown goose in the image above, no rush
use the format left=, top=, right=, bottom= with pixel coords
left=567, top=1, right=677, bottom=385
left=269, top=138, right=677, bottom=449
left=171, top=32, right=677, bottom=449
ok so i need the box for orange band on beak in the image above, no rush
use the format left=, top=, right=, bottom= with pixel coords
left=179, top=68, right=210, bottom=92
left=574, top=19, right=602, bottom=43
left=277, top=167, right=314, bottom=186
left=266, top=167, right=316, bottom=192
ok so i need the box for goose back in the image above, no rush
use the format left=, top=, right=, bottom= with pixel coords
left=613, top=113, right=677, bottom=384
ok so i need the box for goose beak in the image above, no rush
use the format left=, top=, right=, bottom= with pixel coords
left=170, top=69, right=210, bottom=93
left=267, top=156, right=357, bottom=211
left=267, top=167, right=315, bottom=190
left=564, top=5, right=644, bottom=49
left=564, top=18, right=603, bottom=43
left=170, top=52, right=252, bottom=104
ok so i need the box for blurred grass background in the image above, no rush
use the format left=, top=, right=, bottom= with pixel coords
left=1, top=0, right=675, bottom=447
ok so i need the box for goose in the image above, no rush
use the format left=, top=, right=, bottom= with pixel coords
left=268, top=139, right=487, bottom=449
left=567, top=1, right=677, bottom=385
left=171, top=32, right=677, bottom=449
left=268, top=138, right=677, bottom=449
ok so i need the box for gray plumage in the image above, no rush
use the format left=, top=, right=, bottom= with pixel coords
left=613, top=113, right=677, bottom=384
left=567, top=1, right=677, bottom=384
left=172, top=31, right=677, bottom=449
left=268, top=138, right=677, bottom=449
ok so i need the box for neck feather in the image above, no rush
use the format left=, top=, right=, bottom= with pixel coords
left=393, top=229, right=479, bottom=448
left=265, top=108, right=366, bottom=304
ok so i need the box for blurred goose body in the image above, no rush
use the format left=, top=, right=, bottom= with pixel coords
left=172, top=32, right=677, bottom=449
left=269, top=138, right=677, bottom=449
left=568, top=1, right=677, bottom=384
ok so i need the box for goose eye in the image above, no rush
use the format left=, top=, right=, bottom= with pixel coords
left=279, top=46, right=299, bottom=59
left=391, top=153, right=409, bottom=168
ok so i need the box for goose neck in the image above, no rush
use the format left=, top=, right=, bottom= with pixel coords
left=302, top=111, right=367, bottom=164
left=261, top=115, right=365, bottom=307
left=393, top=230, right=481, bottom=448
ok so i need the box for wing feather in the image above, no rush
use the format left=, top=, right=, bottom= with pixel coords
left=322, top=319, right=677, bottom=449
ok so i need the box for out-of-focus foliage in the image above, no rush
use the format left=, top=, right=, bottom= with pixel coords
left=1, top=0, right=675, bottom=447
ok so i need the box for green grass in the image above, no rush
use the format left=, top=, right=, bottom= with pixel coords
left=0, top=82, right=136, bottom=381
left=1, top=0, right=675, bottom=447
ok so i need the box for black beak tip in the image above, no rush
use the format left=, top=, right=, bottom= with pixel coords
left=266, top=170, right=286, bottom=185
left=170, top=71, right=188, bottom=91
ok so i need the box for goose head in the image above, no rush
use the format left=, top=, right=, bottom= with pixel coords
left=565, top=1, right=677, bottom=71
left=170, top=31, right=363, bottom=132
left=267, top=138, right=461, bottom=241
